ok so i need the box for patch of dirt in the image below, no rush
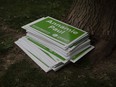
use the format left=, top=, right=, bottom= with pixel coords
left=89, top=48, right=116, bottom=81
left=0, top=24, right=25, bottom=78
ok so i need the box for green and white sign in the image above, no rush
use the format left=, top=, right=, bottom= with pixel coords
left=31, top=17, right=86, bottom=45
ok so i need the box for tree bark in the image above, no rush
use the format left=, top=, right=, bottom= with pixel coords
left=65, top=0, right=116, bottom=63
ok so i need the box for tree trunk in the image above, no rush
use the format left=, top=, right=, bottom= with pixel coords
left=65, top=0, right=116, bottom=63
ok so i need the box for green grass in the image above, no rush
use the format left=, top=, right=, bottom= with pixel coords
left=0, top=31, right=14, bottom=53
left=0, top=0, right=71, bottom=29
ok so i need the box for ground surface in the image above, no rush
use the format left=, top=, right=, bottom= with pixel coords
left=0, top=0, right=116, bottom=87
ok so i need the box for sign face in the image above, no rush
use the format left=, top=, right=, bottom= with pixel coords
left=31, top=17, right=86, bottom=45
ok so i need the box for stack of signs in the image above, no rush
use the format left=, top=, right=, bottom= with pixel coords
left=15, top=16, right=94, bottom=72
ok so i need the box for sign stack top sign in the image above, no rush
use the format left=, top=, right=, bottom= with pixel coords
left=22, top=17, right=88, bottom=49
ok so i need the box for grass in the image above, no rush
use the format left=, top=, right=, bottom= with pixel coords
left=0, top=0, right=71, bottom=29
left=0, top=33, right=14, bottom=53
left=0, top=0, right=116, bottom=87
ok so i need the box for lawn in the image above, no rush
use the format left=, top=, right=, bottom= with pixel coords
left=0, top=0, right=116, bottom=87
